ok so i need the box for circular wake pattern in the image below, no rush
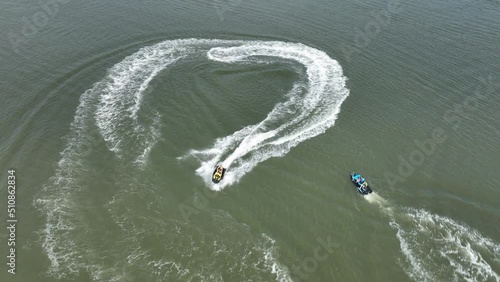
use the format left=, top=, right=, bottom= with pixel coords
left=182, top=41, right=349, bottom=190
left=390, top=208, right=500, bottom=282
left=34, top=38, right=346, bottom=280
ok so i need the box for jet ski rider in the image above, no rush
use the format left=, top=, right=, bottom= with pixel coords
left=353, top=174, right=365, bottom=185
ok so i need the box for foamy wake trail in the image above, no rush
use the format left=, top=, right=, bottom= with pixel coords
left=180, top=41, right=349, bottom=190
left=36, top=38, right=315, bottom=280
left=375, top=203, right=500, bottom=282
left=363, top=192, right=389, bottom=206
left=365, top=192, right=499, bottom=281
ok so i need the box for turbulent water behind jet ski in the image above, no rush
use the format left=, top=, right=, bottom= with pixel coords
left=34, top=38, right=348, bottom=281
left=179, top=40, right=349, bottom=190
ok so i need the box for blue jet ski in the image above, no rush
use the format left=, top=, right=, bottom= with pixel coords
left=350, top=172, right=373, bottom=195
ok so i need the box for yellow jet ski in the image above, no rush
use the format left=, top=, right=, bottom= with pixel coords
left=212, top=165, right=226, bottom=183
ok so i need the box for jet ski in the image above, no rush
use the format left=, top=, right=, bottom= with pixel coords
left=350, top=172, right=373, bottom=195
left=212, top=165, right=226, bottom=183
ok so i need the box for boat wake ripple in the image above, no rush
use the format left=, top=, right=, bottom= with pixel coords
left=35, top=38, right=346, bottom=281
left=366, top=195, right=500, bottom=282
left=179, top=40, right=349, bottom=190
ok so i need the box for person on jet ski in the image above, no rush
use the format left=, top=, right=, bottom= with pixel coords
left=353, top=174, right=361, bottom=181
left=353, top=175, right=364, bottom=183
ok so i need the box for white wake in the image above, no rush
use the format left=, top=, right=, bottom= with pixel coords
left=391, top=208, right=500, bottom=282
left=35, top=38, right=349, bottom=281
left=179, top=40, right=349, bottom=190
left=366, top=196, right=500, bottom=282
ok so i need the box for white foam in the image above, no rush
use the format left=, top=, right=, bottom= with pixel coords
left=89, top=38, right=349, bottom=171
left=35, top=38, right=347, bottom=280
left=388, top=208, right=500, bottom=281
left=106, top=206, right=291, bottom=281
left=34, top=80, right=106, bottom=279
left=363, top=192, right=389, bottom=207
left=183, top=41, right=349, bottom=190
left=135, top=111, right=162, bottom=165
left=95, top=51, right=181, bottom=161
left=258, top=233, right=293, bottom=282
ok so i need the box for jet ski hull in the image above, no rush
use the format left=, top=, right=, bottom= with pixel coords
left=350, top=172, right=373, bottom=195
left=212, top=165, right=226, bottom=183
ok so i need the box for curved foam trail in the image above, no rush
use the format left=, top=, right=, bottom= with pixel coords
left=184, top=41, right=349, bottom=190
left=365, top=192, right=499, bottom=281
left=94, top=39, right=239, bottom=163
left=95, top=49, right=183, bottom=161
left=88, top=38, right=349, bottom=172
left=36, top=38, right=320, bottom=280
left=382, top=206, right=500, bottom=281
